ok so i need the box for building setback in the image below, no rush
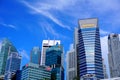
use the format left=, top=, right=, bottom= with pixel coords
left=108, top=34, right=120, bottom=77
left=21, top=63, right=51, bottom=80
left=77, top=18, right=104, bottom=79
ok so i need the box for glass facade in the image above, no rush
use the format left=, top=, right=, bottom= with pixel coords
left=78, top=19, right=104, bottom=79
left=21, top=63, right=51, bottom=80
left=41, top=40, right=60, bottom=65
left=4, top=52, right=21, bottom=80
left=0, top=39, right=17, bottom=76
left=45, top=45, right=64, bottom=80
left=30, top=47, right=41, bottom=65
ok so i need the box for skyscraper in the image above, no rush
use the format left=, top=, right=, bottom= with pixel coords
left=41, top=40, right=60, bottom=65
left=66, top=44, right=77, bottom=80
left=45, top=45, right=64, bottom=80
left=0, top=39, right=17, bottom=76
left=74, top=27, right=79, bottom=78
left=102, top=59, right=108, bottom=79
left=4, top=52, right=21, bottom=80
left=77, top=18, right=104, bottom=79
left=108, top=34, right=120, bottom=77
left=30, top=47, right=41, bottom=65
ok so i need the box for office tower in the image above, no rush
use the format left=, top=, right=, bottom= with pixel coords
left=66, top=44, right=77, bottom=80
left=0, top=39, right=17, bottom=76
left=102, top=59, right=108, bottom=79
left=78, top=18, right=104, bottom=79
left=41, top=40, right=60, bottom=65
left=4, top=52, right=21, bottom=80
left=45, top=45, right=64, bottom=80
left=21, top=63, right=51, bottom=80
left=74, top=27, right=79, bottom=77
left=30, top=47, right=41, bottom=64
left=108, top=34, right=120, bottom=78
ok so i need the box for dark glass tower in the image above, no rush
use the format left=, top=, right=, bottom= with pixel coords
left=4, top=52, right=21, bottom=80
left=0, top=39, right=17, bottom=76
left=30, top=47, right=41, bottom=65
left=78, top=18, right=104, bottom=79
left=45, top=45, right=64, bottom=80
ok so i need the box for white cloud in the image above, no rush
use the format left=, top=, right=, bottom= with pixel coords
left=0, top=23, right=16, bottom=29
left=39, top=22, right=69, bottom=39
left=88, top=0, right=120, bottom=13
left=22, top=1, right=71, bottom=30
left=19, top=50, right=29, bottom=60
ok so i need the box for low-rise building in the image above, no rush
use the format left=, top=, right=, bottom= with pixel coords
left=21, top=63, right=51, bottom=80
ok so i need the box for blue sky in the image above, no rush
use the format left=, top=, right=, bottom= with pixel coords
left=0, top=0, right=120, bottom=78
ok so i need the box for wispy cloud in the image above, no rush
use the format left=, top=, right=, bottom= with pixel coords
left=21, top=1, right=71, bottom=30
left=100, top=29, right=110, bottom=36
left=0, top=23, right=16, bottom=29
left=40, top=22, right=69, bottom=39
left=19, top=50, right=29, bottom=60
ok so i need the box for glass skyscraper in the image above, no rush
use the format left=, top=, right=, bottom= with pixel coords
left=4, top=52, right=21, bottom=80
left=30, top=47, right=41, bottom=65
left=45, top=45, right=64, bottom=80
left=78, top=18, right=104, bottom=79
left=41, top=40, right=60, bottom=65
left=0, top=39, right=17, bottom=76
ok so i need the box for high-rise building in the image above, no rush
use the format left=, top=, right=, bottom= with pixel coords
left=41, top=40, right=60, bottom=65
left=4, top=52, right=21, bottom=80
left=102, top=59, right=108, bottom=79
left=74, top=27, right=79, bottom=78
left=77, top=18, right=104, bottom=79
left=108, top=34, right=120, bottom=78
left=0, top=39, right=17, bottom=76
left=45, top=45, right=64, bottom=80
left=66, top=44, right=77, bottom=80
left=30, top=47, right=41, bottom=65
left=21, top=63, right=51, bottom=80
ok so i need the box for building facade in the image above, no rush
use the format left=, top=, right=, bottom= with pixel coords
left=74, top=27, right=79, bottom=78
left=108, top=34, right=120, bottom=77
left=41, top=40, right=60, bottom=65
left=21, top=63, right=51, bottom=80
left=45, top=45, right=64, bottom=80
left=102, top=59, right=108, bottom=79
left=30, top=47, right=41, bottom=65
left=78, top=18, right=104, bottom=79
left=0, top=39, right=17, bottom=76
left=66, top=46, right=77, bottom=80
left=4, top=52, right=21, bottom=80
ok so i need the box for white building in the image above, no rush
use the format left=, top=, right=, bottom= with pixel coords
left=40, top=40, right=60, bottom=65
left=108, top=34, right=120, bottom=77
left=66, top=44, right=77, bottom=80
